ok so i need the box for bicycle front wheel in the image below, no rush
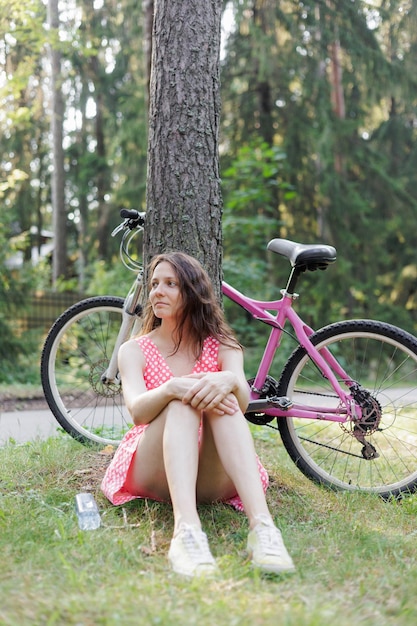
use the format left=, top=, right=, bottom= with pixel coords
left=277, top=319, right=417, bottom=498
left=41, top=296, right=134, bottom=446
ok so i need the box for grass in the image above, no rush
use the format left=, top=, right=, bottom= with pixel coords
left=1, top=427, right=417, bottom=626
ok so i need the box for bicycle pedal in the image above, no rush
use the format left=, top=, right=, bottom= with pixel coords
left=270, top=396, right=293, bottom=410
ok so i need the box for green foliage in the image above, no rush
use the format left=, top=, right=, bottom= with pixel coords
left=0, top=0, right=49, bottom=241
left=0, top=273, right=45, bottom=385
left=222, top=139, right=291, bottom=281
left=221, top=0, right=417, bottom=335
left=85, top=258, right=134, bottom=297
left=0, top=214, right=38, bottom=382
left=63, top=0, right=148, bottom=260
left=222, top=141, right=291, bottom=211
left=3, top=0, right=417, bottom=380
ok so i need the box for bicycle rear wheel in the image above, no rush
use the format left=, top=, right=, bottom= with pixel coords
left=41, top=296, right=135, bottom=446
left=277, top=319, right=417, bottom=498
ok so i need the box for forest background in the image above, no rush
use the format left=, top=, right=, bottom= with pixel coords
left=1, top=0, right=417, bottom=387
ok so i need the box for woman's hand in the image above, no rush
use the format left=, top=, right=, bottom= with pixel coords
left=179, top=372, right=240, bottom=415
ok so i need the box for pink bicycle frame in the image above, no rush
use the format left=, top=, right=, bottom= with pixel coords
left=222, top=281, right=359, bottom=423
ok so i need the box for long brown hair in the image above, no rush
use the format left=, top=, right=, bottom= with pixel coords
left=140, top=252, right=240, bottom=358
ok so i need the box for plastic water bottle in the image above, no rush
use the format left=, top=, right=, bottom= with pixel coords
left=75, top=493, right=101, bottom=530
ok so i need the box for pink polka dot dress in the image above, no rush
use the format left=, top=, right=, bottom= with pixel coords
left=101, top=335, right=269, bottom=512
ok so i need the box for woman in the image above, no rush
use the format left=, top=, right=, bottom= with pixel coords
left=101, top=252, right=295, bottom=577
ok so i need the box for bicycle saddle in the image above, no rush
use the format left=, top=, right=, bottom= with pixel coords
left=267, top=238, right=337, bottom=271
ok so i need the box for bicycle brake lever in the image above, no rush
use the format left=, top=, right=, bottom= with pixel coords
left=111, top=221, right=129, bottom=237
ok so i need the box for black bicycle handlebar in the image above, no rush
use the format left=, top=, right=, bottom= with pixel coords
left=120, top=209, right=146, bottom=228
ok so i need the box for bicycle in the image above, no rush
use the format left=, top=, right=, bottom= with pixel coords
left=41, top=209, right=417, bottom=499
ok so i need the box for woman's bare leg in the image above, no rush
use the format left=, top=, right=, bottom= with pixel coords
left=199, top=409, right=295, bottom=574
left=125, top=401, right=294, bottom=574
left=162, top=401, right=202, bottom=532
left=198, top=409, right=272, bottom=528
left=125, top=401, right=206, bottom=533
left=125, top=401, right=220, bottom=576
left=123, top=413, right=170, bottom=501
left=126, top=401, right=272, bottom=529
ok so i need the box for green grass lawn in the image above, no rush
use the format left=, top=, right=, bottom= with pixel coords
left=1, top=427, right=417, bottom=626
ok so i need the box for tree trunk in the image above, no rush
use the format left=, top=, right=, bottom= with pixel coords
left=88, top=54, right=111, bottom=260
left=327, top=2, right=345, bottom=175
left=143, top=0, right=154, bottom=108
left=48, top=0, right=67, bottom=284
left=143, top=0, right=223, bottom=297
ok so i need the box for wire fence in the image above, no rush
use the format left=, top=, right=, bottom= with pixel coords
left=4, top=291, right=87, bottom=336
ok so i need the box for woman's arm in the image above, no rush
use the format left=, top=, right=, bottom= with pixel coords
left=218, top=344, right=250, bottom=411
left=118, top=339, right=178, bottom=425
left=119, top=339, right=250, bottom=424
left=181, top=344, right=250, bottom=413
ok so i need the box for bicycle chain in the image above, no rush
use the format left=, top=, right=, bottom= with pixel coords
left=261, top=386, right=381, bottom=461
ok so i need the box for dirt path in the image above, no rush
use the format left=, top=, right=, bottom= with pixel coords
left=0, top=393, right=49, bottom=413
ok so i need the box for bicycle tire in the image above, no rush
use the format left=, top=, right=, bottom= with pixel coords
left=277, top=319, right=417, bottom=498
left=40, top=296, right=134, bottom=446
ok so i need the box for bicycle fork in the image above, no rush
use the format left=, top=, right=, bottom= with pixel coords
left=101, top=276, right=144, bottom=385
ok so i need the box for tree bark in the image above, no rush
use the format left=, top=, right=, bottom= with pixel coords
left=143, top=0, right=223, bottom=296
left=143, top=0, right=154, bottom=108
left=92, top=55, right=110, bottom=260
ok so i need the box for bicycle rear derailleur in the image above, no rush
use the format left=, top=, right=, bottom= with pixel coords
left=345, top=383, right=382, bottom=460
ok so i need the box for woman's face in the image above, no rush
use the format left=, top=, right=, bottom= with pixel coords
left=149, top=261, right=183, bottom=321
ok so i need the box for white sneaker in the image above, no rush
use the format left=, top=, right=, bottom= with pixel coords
left=168, top=523, right=217, bottom=577
left=247, top=518, right=295, bottom=574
